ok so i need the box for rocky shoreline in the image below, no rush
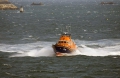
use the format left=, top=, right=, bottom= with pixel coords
left=0, top=0, right=18, bottom=10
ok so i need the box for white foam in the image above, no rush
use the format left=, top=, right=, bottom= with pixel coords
left=11, top=46, right=55, bottom=57
left=0, top=39, right=120, bottom=57
left=77, top=46, right=110, bottom=56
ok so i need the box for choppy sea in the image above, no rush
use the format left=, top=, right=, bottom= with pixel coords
left=0, top=0, right=120, bottom=78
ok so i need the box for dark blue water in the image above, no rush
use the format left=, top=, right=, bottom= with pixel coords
left=0, top=0, right=120, bottom=77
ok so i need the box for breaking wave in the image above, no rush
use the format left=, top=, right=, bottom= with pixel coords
left=0, top=39, right=120, bottom=57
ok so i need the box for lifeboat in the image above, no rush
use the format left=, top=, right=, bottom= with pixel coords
left=52, top=27, right=77, bottom=56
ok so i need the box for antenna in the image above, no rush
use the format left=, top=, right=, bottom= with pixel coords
left=57, top=26, right=71, bottom=35
left=65, top=26, right=71, bottom=34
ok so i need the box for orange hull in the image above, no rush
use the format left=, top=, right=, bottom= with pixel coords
left=52, top=32, right=77, bottom=56
left=56, top=52, right=65, bottom=56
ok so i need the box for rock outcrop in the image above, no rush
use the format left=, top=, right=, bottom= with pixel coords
left=0, top=0, right=17, bottom=10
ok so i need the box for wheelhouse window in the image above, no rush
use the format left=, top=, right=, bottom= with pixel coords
left=58, top=41, right=68, bottom=43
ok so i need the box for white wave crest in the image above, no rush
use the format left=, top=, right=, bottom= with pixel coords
left=0, top=39, right=120, bottom=57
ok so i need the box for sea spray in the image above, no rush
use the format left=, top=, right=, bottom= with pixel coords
left=10, top=46, right=55, bottom=57
left=0, top=39, right=120, bottom=57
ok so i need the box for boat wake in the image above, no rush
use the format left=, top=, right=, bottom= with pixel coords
left=0, top=39, right=120, bottom=57
left=10, top=46, right=55, bottom=57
